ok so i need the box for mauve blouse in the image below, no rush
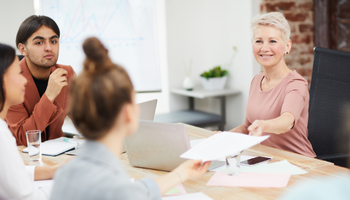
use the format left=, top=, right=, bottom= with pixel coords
left=244, top=70, right=316, bottom=157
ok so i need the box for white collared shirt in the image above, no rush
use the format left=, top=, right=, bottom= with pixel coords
left=0, top=119, right=49, bottom=200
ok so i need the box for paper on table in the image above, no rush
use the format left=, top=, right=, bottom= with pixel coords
left=223, top=160, right=307, bottom=175
left=23, top=137, right=85, bottom=156
left=162, top=192, right=213, bottom=200
left=164, top=184, right=187, bottom=196
left=181, top=132, right=269, bottom=162
left=165, top=187, right=180, bottom=195
left=207, top=172, right=291, bottom=188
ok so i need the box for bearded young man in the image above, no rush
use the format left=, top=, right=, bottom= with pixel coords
left=6, top=15, right=75, bottom=146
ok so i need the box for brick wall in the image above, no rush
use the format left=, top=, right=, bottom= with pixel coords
left=260, top=0, right=314, bottom=85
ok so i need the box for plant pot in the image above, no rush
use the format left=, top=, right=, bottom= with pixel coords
left=200, top=76, right=228, bottom=90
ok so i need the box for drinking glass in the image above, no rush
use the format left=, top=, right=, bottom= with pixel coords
left=26, top=130, right=41, bottom=162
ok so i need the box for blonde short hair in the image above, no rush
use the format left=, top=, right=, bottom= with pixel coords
left=251, top=12, right=291, bottom=43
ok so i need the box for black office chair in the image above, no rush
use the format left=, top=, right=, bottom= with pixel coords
left=308, top=47, right=350, bottom=167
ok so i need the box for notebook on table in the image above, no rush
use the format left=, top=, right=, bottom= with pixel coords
left=23, top=137, right=85, bottom=156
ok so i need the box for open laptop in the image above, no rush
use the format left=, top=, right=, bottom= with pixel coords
left=125, top=120, right=189, bottom=171
left=138, top=99, right=158, bottom=121
left=124, top=120, right=224, bottom=171
left=120, top=99, right=158, bottom=153
left=63, top=99, right=158, bottom=135
left=65, top=99, right=158, bottom=155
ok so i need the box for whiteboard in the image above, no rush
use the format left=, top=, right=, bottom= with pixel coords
left=40, top=0, right=161, bottom=92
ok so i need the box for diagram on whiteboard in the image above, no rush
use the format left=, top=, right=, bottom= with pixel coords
left=41, top=0, right=160, bottom=92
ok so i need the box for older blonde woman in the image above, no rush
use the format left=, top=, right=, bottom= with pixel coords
left=229, top=12, right=315, bottom=157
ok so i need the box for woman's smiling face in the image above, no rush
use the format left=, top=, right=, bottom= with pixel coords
left=252, top=25, right=291, bottom=68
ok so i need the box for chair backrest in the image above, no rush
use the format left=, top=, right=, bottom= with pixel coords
left=308, top=47, right=350, bottom=167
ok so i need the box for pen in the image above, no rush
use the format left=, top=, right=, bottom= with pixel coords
left=63, top=138, right=78, bottom=146
left=63, top=138, right=83, bottom=149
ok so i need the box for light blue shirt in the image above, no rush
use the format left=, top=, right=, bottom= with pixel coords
left=279, top=173, right=350, bottom=200
left=50, top=140, right=161, bottom=200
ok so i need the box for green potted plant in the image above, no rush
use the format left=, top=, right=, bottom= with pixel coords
left=200, top=66, right=228, bottom=90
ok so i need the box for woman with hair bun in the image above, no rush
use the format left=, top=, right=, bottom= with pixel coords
left=50, top=37, right=210, bottom=200
left=223, top=12, right=315, bottom=157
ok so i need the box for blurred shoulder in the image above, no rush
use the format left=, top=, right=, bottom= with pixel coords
left=52, top=157, right=123, bottom=200
left=279, top=173, right=350, bottom=200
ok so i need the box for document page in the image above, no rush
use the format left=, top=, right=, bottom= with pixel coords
left=180, top=132, right=269, bottom=162
left=162, top=192, right=213, bottom=200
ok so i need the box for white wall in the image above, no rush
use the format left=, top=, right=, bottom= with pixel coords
left=0, top=0, right=35, bottom=53
left=135, top=0, right=170, bottom=114
left=166, top=0, right=261, bottom=130
left=0, top=0, right=170, bottom=114
left=0, top=0, right=261, bottom=130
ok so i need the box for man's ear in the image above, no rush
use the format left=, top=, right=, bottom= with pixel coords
left=18, top=43, right=27, bottom=56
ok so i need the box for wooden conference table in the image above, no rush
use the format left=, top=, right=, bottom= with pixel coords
left=18, top=124, right=350, bottom=200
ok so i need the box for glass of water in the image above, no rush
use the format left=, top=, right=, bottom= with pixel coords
left=26, top=130, right=41, bottom=162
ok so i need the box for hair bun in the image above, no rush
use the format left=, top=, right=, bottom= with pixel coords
left=83, top=37, right=112, bottom=73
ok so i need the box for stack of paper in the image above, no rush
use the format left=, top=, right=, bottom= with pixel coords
left=235, top=160, right=307, bottom=175
left=181, top=132, right=269, bottom=161
left=210, top=159, right=307, bottom=175
left=205, top=160, right=306, bottom=188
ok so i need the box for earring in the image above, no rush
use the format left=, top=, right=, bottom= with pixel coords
left=285, top=52, right=289, bottom=54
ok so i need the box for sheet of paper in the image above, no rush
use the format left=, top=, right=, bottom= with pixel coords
left=165, top=187, right=181, bottom=195
left=191, top=139, right=266, bottom=161
left=190, top=140, right=273, bottom=172
left=164, top=183, right=187, bottom=196
left=162, top=192, right=213, bottom=200
left=181, top=132, right=269, bottom=162
left=207, top=172, right=291, bottom=188
left=238, top=160, right=307, bottom=175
